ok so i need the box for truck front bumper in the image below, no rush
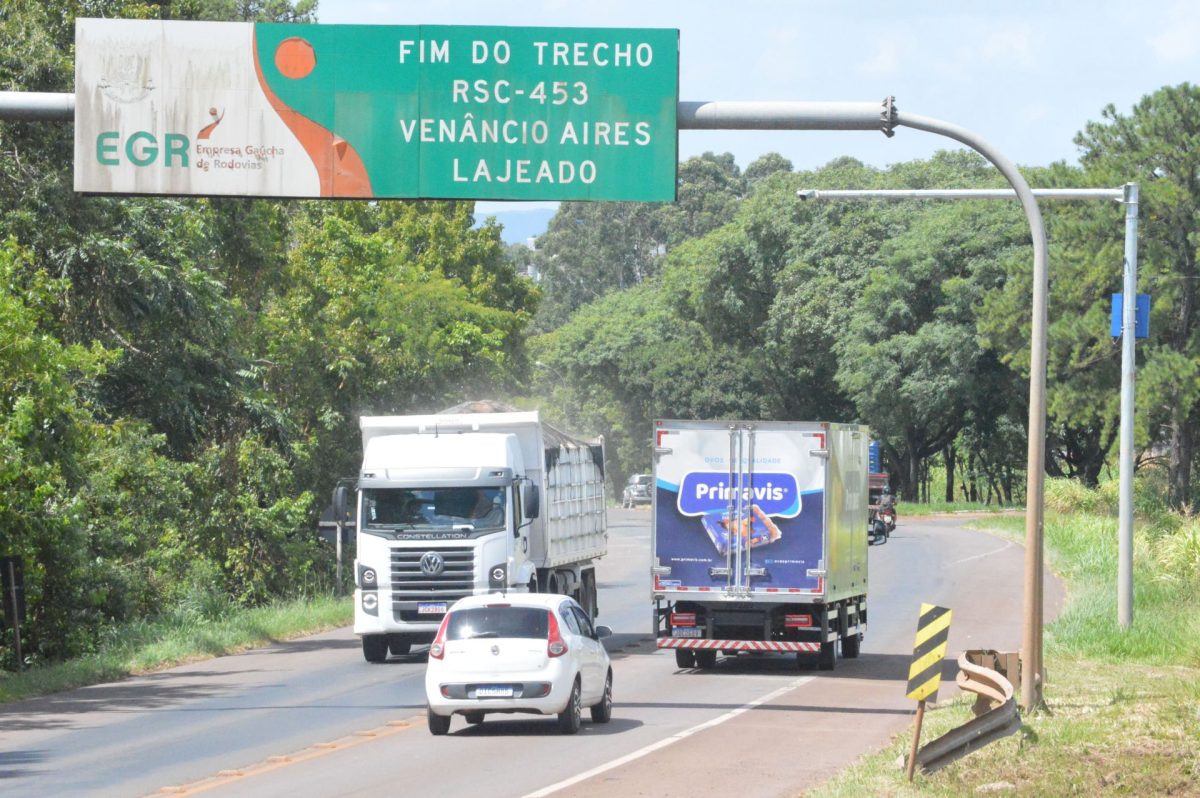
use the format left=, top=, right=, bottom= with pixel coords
left=353, top=588, right=444, bottom=636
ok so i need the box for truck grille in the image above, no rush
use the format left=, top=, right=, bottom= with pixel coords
left=389, top=546, right=475, bottom=609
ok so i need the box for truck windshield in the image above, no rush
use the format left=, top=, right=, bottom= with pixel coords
left=361, top=487, right=506, bottom=534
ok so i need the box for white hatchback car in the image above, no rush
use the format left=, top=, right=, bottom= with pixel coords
left=424, top=593, right=613, bottom=735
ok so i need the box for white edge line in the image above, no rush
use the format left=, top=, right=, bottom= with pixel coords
left=521, top=675, right=815, bottom=798
left=947, top=539, right=1015, bottom=567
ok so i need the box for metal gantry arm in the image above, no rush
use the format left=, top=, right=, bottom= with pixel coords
left=0, top=91, right=73, bottom=120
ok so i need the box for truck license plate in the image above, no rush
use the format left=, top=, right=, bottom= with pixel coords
left=672, top=627, right=703, bottom=638
left=417, top=602, right=447, bottom=615
left=476, top=686, right=513, bottom=698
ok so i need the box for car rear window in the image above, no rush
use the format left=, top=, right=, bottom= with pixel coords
left=445, top=607, right=549, bottom=640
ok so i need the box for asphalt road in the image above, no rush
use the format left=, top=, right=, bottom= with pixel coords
left=0, top=509, right=1062, bottom=797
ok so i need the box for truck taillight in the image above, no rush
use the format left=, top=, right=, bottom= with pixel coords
left=547, top=610, right=568, bottom=657
left=670, top=612, right=697, bottom=627
left=429, top=614, right=452, bottom=659
left=785, top=614, right=813, bottom=628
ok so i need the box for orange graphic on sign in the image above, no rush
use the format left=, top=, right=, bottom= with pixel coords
left=275, top=37, right=316, bottom=80
left=197, top=107, right=225, bottom=140
left=252, top=33, right=371, bottom=197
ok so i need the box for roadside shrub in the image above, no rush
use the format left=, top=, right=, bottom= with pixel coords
left=1045, top=477, right=1117, bottom=516
left=1150, top=518, right=1200, bottom=586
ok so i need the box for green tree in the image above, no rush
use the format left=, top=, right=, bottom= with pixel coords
left=744, top=152, right=794, bottom=187
left=253, top=202, right=536, bottom=493
left=532, top=201, right=665, bottom=330
left=837, top=199, right=1026, bottom=498
left=1074, top=83, right=1200, bottom=507
left=0, top=241, right=110, bottom=660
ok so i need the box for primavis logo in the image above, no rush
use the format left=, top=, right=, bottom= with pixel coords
left=676, top=472, right=801, bottom=518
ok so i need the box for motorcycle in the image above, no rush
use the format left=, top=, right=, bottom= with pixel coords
left=869, top=507, right=896, bottom=545
left=879, top=507, right=896, bottom=540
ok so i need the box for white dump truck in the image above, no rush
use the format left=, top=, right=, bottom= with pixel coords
left=337, top=401, right=607, bottom=663
left=652, top=420, right=869, bottom=670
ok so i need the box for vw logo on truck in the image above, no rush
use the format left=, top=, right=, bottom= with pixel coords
left=420, top=551, right=445, bottom=576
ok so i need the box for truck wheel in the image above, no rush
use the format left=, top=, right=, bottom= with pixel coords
left=674, top=648, right=697, bottom=668
left=695, top=649, right=718, bottom=669
left=818, top=639, right=838, bottom=671
left=362, top=635, right=388, bottom=663
left=388, top=636, right=411, bottom=656
left=842, top=632, right=861, bottom=659
left=580, top=570, right=598, bottom=619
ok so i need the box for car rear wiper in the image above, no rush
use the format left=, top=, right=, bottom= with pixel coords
left=468, top=631, right=500, bottom=639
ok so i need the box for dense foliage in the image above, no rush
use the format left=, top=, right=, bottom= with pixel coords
left=0, top=2, right=534, bottom=666
left=531, top=91, right=1200, bottom=508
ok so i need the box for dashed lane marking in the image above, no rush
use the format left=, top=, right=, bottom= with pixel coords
left=152, top=715, right=421, bottom=796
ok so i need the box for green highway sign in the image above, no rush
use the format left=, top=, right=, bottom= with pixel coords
left=75, top=19, right=679, bottom=202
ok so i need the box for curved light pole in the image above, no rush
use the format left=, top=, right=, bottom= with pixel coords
left=680, top=99, right=1049, bottom=711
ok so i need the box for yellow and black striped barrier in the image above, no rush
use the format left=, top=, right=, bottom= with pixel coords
left=905, top=603, right=952, bottom=781
left=907, top=603, right=952, bottom=701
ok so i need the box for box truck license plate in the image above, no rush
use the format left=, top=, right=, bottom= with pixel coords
left=418, top=602, right=447, bottom=615
left=672, top=627, right=703, bottom=638
left=476, top=686, right=514, bottom=698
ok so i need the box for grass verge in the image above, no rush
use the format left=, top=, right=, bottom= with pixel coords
left=0, top=595, right=352, bottom=704
left=808, top=498, right=1200, bottom=796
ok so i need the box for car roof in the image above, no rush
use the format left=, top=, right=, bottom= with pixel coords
left=447, top=592, right=578, bottom=612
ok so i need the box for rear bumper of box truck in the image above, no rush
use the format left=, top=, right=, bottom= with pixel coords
left=654, top=596, right=867, bottom=649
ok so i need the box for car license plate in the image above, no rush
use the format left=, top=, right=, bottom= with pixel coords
left=417, top=602, right=447, bottom=615
left=672, top=627, right=703, bottom=638
left=476, top=686, right=513, bottom=698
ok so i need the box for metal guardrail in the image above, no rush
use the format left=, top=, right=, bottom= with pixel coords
left=914, top=650, right=1022, bottom=774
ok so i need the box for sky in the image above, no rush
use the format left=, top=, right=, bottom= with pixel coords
left=315, top=0, right=1200, bottom=213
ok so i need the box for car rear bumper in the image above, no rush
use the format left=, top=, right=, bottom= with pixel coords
left=426, top=663, right=575, bottom=716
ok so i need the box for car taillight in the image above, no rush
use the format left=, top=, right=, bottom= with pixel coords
left=429, top=614, right=452, bottom=660
left=547, top=610, right=568, bottom=658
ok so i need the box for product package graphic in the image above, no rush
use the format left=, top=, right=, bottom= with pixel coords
left=700, top=505, right=782, bottom=555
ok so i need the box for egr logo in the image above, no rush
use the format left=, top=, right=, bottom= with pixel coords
left=94, top=106, right=226, bottom=168
left=95, top=130, right=190, bottom=168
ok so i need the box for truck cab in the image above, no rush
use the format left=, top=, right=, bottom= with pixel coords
left=347, top=406, right=606, bottom=663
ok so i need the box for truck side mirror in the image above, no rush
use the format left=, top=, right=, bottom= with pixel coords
left=523, top=484, right=540, bottom=520
left=333, top=485, right=350, bottom=522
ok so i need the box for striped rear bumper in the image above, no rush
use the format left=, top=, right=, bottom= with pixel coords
left=657, top=638, right=821, bottom=653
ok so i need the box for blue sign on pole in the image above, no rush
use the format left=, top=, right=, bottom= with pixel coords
left=869, top=441, right=881, bottom=473
left=1110, top=293, right=1150, bottom=339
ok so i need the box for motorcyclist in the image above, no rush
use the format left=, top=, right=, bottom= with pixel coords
left=879, top=488, right=896, bottom=515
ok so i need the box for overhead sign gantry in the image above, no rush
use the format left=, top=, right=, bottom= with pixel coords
left=73, top=19, right=679, bottom=201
